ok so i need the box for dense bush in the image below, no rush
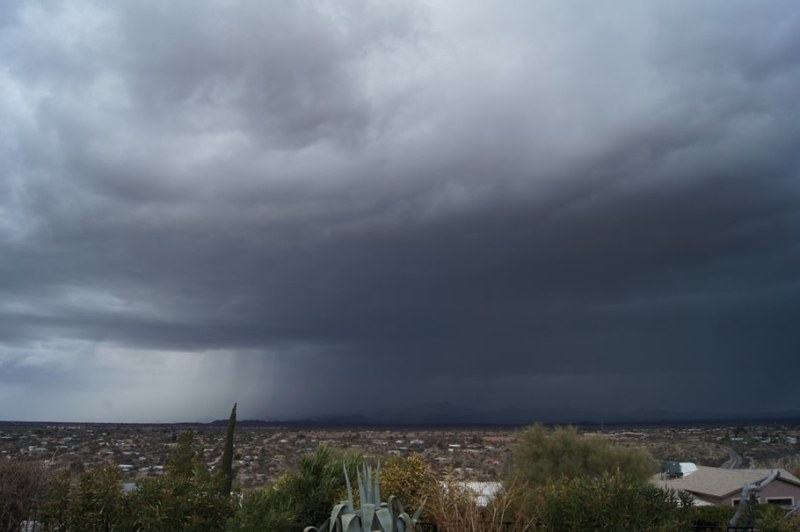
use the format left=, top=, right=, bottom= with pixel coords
left=39, top=430, right=235, bottom=531
left=40, top=464, right=127, bottom=531
left=757, top=504, right=800, bottom=532
left=689, top=504, right=737, bottom=530
left=0, top=459, right=49, bottom=531
left=688, top=504, right=800, bottom=532
left=128, top=468, right=234, bottom=531
left=379, top=454, right=437, bottom=516
left=524, top=470, right=694, bottom=531
left=511, top=424, right=658, bottom=488
left=228, top=445, right=359, bottom=531
left=501, top=424, right=694, bottom=531
left=229, top=485, right=297, bottom=531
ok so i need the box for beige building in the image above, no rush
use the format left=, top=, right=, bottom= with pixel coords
left=652, top=465, right=800, bottom=507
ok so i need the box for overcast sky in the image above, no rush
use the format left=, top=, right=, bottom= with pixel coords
left=1, top=1, right=799, bottom=423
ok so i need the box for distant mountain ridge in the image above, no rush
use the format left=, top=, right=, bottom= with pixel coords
left=5, top=406, right=800, bottom=427
left=212, top=403, right=800, bottom=428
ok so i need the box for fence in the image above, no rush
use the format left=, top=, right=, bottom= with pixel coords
left=415, top=523, right=523, bottom=532
left=690, top=527, right=755, bottom=532
left=416, top=522, right=756, bottom=532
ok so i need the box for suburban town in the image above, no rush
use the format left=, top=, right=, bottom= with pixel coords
left=2, top=421, right=798, bottom=491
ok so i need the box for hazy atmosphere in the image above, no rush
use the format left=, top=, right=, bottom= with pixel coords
left=1, top=1, right=799, bottom=422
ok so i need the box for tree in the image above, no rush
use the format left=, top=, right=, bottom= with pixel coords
left=166, top=429, right=198, bottom=480
left=510, top=424, right=657, bottom=488
left=219, top=402, right=237, bottom=495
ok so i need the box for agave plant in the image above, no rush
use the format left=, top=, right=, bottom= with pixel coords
left=304, top=463, right=424, bottom=532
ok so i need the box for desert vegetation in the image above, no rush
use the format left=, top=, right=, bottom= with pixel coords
left=2, top=413, right=800, bottom=531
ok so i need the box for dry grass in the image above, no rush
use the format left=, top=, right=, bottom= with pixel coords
left=424, top=477, right=533, bottom=532
left=0, top=460, right=50, bottom=531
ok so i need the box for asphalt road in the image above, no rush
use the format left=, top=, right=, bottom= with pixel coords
left=720, top=446, right=742, bottom=469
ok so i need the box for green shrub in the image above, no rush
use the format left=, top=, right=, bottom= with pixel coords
left=41, top=429, right=235, bottom=531
left=757, top=504, right=800, bottom=532
left=39, top=464, right=129, bottom=531
left=689, top=504, right=736, bottom=530
left=526, top=470, right=694, bottom=532
left=228, top=487, right=296, bottom=531
left=511, top=424, right=658, bottom=488
left=129, top=472, right=234, bottom=531
left=379, top=454, right=437, bottom=517
left=227, top=445, right=359, bottom=532
left=0, top=460, right=50, bottom=531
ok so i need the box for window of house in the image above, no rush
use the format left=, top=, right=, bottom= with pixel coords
left=731, top=498, right=759, bottom=506
left=766, top=497, right=793, bottom=506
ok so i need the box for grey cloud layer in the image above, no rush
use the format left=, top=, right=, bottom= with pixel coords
left=1, top=0, right=799, bottom=421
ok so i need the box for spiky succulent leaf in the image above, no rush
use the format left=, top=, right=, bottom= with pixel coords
left=344, top=465, right=355, bottom=512
left=375, top=463, right=382, bottom=504
left=411, top=498, right=426, bottom=522
left=388, top=495, right=405, bottom=517
left=330, top=503, right=349, bottom=527
left=398, top=513, right=414, bottom=530
left=362, top=502, right=377, bottom=530
left=310, top=461, right=423, bottom=532
left=376, top=506, right=394, bottom=531
left=341, top=513, right=360, bottom=532
left=357, top=466, right=367, bottom=505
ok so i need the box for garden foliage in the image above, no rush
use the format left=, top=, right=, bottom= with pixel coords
left=6, top=418, right=800, bottom=531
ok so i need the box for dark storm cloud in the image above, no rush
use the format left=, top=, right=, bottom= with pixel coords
left=1, top=0, right=799, bottom=421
